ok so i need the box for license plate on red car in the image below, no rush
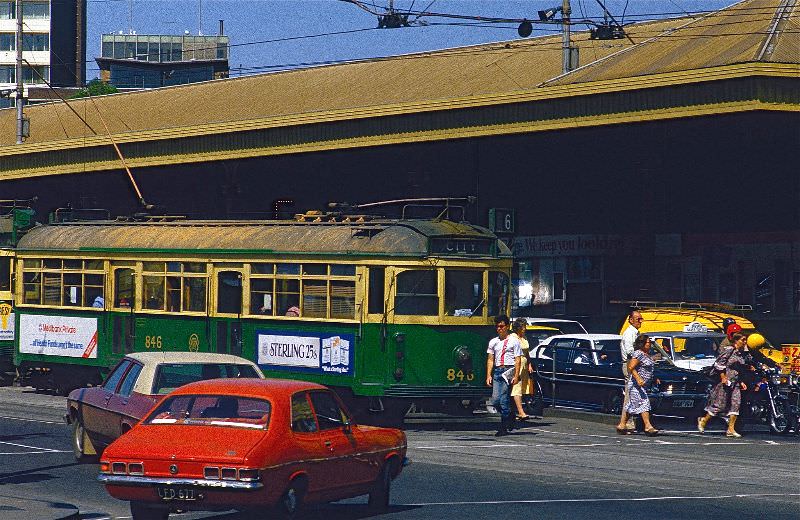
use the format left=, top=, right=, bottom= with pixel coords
left=673, top=399, right=694, bottom=408
left=156, top=486, right=201, bottom=501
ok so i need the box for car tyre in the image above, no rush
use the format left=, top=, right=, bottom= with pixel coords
left=72, top=417, right=97, bottom=462
left=130, top=501, right=169, bottom=520
left=367, top=461, right=393, bottom=512
left=276, top=478, right=305, bottom=518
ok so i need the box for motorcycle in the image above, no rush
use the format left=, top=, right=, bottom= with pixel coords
left=735, top=366, right=793, bottom=434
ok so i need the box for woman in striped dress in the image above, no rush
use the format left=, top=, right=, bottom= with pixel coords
left=627, top=335, right=659, bottom=436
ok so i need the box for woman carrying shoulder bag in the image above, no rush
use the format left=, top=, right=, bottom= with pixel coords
left=697, top=332, right=749, bottom=438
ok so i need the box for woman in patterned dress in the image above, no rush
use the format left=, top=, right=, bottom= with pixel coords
left=626, top=335, right=659, bottom=436
left=697, top=332, right=749, bottom=438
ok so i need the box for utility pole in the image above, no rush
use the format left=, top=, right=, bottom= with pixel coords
left=561, top=0, right=573, bottom=74
left=15, top=0, right=24, bottom=144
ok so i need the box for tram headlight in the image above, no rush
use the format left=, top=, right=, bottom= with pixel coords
left=454, top=346, right=472, bottom=370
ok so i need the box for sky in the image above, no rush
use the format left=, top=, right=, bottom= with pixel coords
left=86, top=0, right=737, bottom=79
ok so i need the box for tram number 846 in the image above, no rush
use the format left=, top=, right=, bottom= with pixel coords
left=446, top=369, right=474, bottom=382
left=145, top=335, right=163, bottom=349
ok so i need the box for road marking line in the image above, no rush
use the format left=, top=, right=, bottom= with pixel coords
left=0, top=450, right=70, bottom=455
left=0, top=440, right=65, bottom=452
left=403, top=492, right=800, bottom=507
left=415, top=444, right=526, bottom=448
left=764, top=440, right=779, bottom=445
left=0, top=414, right=62, bottom=425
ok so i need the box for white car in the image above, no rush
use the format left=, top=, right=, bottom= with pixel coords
left=646, top=331, right=726, bottom=371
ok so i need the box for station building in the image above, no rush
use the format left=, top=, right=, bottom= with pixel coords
left=0, top=0, right=797, bottom=337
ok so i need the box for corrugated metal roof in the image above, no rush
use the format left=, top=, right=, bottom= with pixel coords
left=0, top=17, right=687, bottom=147
left=16, top=219, right=511, bottom=258
left=0, top=0, right=794, bottom=151
left=546, top=0, right=798, bottom=86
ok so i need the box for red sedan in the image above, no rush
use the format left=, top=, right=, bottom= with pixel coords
left=98, top=378, right=408, bottom=519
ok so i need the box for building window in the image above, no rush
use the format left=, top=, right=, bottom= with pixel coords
left=0, top=2, right=13, bottom=19
left=22, top=1, right=49, bottom=19
left=553, top=272, right=566, bottom=301
left=0, top=33, right=13, bottom=51
left=22, top=33, right=48, bottom=52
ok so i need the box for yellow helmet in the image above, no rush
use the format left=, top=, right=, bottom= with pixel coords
left=747, top=333, right=766, bottom=349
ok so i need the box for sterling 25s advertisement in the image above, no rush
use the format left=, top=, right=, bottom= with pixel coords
left=256, top=330, right=354, bottom=376
left=19, top=314, right=99, bottom=359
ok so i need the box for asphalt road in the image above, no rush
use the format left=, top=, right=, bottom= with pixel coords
left=1, top=386, right=798, bottom=520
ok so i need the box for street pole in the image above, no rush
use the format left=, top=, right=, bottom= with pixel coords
left=562, top=0, right=572, bottom=74
left=15, top=0, right=24, bottom=144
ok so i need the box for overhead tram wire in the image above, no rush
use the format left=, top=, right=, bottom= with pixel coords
left=21, top=56, right=153, bottom=210
left=73, top=5, right=792, bottom=74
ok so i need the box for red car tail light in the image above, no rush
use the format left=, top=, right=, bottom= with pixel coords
left=111, top=462, right=127, bottom=475
left=203, top=466, right=220, bottom=480
left=220, top=467, right=237, bottom=480
left=127, top=463, right=144, bottom=475
left=238, top=469, right=259, bottom=481
left=99, top=462, right=110, bottom=473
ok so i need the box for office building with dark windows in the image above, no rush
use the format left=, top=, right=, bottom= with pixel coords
left=95, top=33, right=229, bottom=89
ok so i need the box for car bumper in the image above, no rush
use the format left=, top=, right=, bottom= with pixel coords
left=98, top=474, right=263, bottom=490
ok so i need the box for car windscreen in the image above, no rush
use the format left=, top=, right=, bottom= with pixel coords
left=593, top=340, right=622, bottom=364
left=152, top=363, right=261, bottom=395
left=675, top=336, right=723, bottom=359
left=146, top=394, right=271, bottom=429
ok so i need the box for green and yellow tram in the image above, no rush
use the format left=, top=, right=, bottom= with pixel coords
left=13, top=215, right=512, bottom=420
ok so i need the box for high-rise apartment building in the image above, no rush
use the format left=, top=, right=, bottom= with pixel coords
left=0, top=1, right=86, bottom=107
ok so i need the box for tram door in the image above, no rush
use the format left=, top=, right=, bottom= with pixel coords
left=111, top=267, right=136, bottom=356
left=214, top=269, right=243, bottom=356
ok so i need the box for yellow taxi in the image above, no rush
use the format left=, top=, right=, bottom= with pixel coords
left=616, top=302, right=793, bottom=374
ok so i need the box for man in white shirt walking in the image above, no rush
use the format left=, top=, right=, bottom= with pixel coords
left=616, top=310, right=642, bottom=434
left=486, top=315, right=522, bottom=436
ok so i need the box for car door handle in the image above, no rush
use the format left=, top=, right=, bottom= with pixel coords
left=324, top=440, right=333, bottom=449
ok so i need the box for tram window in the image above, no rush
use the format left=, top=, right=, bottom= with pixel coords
left=44, top=259, right=61, bottom=269
left=277, top=263, right=300, bottom=275
left=445, top=270, right=484, bottom=316
left=303, top=264, right=326, bottom=276
left=144, top=276, right=165, bottom=310
left=252, top=263, right=274, bottom=275
left=303, top=280, right=327, bottom=318
left=143, top=262, right=166, bottom=273
left=85, top=259, right=104, bottom=270
left=250, top=278, right=274, bottom=315
left=24, top=259, right=41, bottom=269
left=395, top=270, right=438, bottom=316
left=331, top=264, right=355, bottom=276
left=166, top=276, right=181, bottom=312
left=43, top=273, right=61, bottom=305
left=23, top=271, right=41, bottom=304
left=488, top=271, right=509, bottom=316
left=63, top=273, right=81, bottom=306
left=184, top=277, right=206, bottom=312
left=64, top=259, right=82, bottom=270
left=217, top=271, right=242, bottom=314
left=84, top=274, right=104, bottom=307
left=368, top=268, right=385, bottom=314
left=167, top=262, right=181, bottom=273
left=183, top=262, right=206, bottom=273
left=114, top=268, right=135, bottom=308
left=275, top=279, right=300, bottom=317
left=331, top=281, right=355, bottom=319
